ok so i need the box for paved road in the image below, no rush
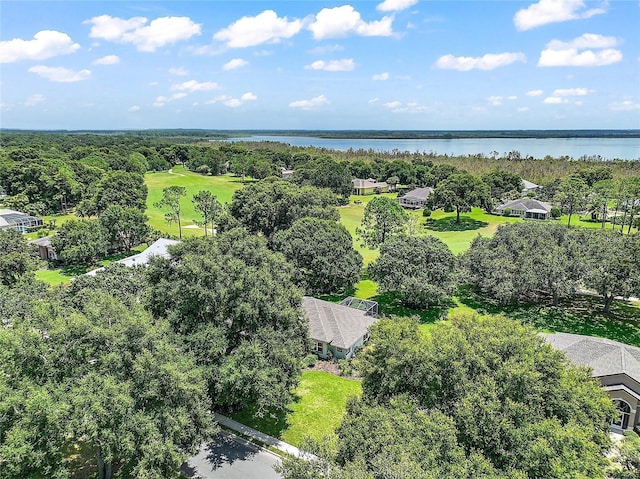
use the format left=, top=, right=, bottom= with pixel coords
left=181, top=430, right=283, bottom=479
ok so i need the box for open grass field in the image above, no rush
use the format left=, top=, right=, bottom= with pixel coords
left=145, top=166, right=246, bottom=237
left=232, top=370, right=361, bottom=446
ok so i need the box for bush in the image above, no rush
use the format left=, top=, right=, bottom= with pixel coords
left=338, top=359, right=354, bottom=377
left=422, top=208, right=432, bottom=217
left=551, top=206, right=561, bottom=218
left=301, top=354, right=317, bottom=368
left=502, top=207, right=512, bottom=217
left=443, top=204, right=454, bottom=213
left=37, top=228, right=49, bottom=238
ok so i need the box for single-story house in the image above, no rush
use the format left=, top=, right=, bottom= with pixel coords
left=397, top=187, right=434, bottom=209
left=352, top=178, right=389, bottom=195
left=0, top=209, right=43, bottom=233
left=494, top=198, right=552, bottom=220
left=522, top=179, right=541, bottom=196
left=84, top=238, right=180, bottom=276
left=303, top=296, right=378, bottom=360
left=544, top=333, right=640, bottom=431
left=31, top=236, right=57, bottom=261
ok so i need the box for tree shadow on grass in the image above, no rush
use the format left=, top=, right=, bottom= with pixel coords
left=425, top=216, right=488, bottom=232
left=229, top=395, right=302, bottom=441
left=373, top=291, right=451, bottom=326
left=457, top=286, right=640, bottom=347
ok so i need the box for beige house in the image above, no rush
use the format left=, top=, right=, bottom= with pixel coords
left=494, top=199, right=552, bottom=220
left=31, top=236, right=57, bottom=261
left=397, top=187, right=434, bottom=209
left=545, top=333, right=640, bottom=431
left=352, top=178, right=389, bottom=195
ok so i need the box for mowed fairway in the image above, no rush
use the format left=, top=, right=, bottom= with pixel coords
left=145, top=166, right=245, bottom=237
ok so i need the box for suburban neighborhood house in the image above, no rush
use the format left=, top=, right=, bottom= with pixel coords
left=397, top=187, right=434, bottom=209
left=522, top=179, right=541, bottom=195
left=303, top=296, right=378, bottom=360
left=545, top=333, right=640, bottom=431
left=84, top=238, right=180, bottom=276
left=0, top=209, right=43, bottom=233
left=31, top=236, right=57, bottom=261
left=352, top=178, right=389, bottom=195
left=494, top=198, right=552, bottom=220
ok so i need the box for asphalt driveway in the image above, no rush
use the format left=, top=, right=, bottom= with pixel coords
left=181, top=430, right=283, bottom=479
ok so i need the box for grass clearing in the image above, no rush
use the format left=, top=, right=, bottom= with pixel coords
left=232, top=370, right=361, bottom=446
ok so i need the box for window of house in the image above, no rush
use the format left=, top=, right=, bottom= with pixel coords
left=313, top=342, right=323, bottom=353
left=612, top=399, right=631, bottom=429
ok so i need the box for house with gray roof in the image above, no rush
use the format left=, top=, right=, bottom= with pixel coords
left=494, top=198, right=552, bottom=220
left=84, top=238, right=180, bottom=276
left=397, top=187, right=434, bottom=209
left=31, top=236, right=57, bottom=261
left=544, top=332, right=640, bottom=431
left=303, top=296, right=378, bottom=359
left=522, top=179, right=540, bottom=195
left=0, top=209, right=43, bottom=233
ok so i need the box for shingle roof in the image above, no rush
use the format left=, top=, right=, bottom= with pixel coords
left=544, top=333, right=640, bottom=384
left=31, top=236, right=52, bottom=247
left=496, top=198, right=552, bottom=212
left=401, top=187, right=433, bottom=200
left=84, top=238, right=180, bottom=276
left=522, top=180, right=540, bottom=190
left=303, top=296, right=377, bottom=350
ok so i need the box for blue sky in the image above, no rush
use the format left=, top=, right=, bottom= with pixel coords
left=1, top=0, right=639, bottom=130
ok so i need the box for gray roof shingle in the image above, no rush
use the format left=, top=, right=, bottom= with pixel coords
left=303, top=296, right=377, bottom=350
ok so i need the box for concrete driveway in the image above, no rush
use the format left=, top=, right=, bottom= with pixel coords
left=181, top=430, right=283, bottom=479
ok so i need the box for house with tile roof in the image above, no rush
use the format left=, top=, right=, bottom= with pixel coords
left=544, top=332, right=640, bottom=431
left=303, top=296, right=378, bottom=359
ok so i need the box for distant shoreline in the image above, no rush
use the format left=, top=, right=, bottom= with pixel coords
left=1, top=129, right=639, bottom=140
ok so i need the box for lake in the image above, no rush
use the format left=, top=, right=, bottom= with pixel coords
left=227, top=135, right=640, bottom=161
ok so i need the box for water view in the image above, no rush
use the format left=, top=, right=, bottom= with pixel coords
left=229, top=135, right=640, bottom=161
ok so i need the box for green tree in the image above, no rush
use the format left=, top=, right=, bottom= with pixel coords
left=432, top=173, right=490, bottom=223
left=481, top=170, right=523, bottom=200
left=99, top=205, right=150, bottom=252
left=369, top=235, right=457, bottom=308
left=192, top=190, right=223, bottom=236
left=78, top=170, right=147, bottom=217
left=294, top=157, right=354, bottom=199
left=356, top=196, right=409, bottom=248
left=154, top=185, right=187, bottom=239
left=145, top=229, right=308, bottom=415
left=588, top=179, right=614, bottom=228
left=0, top=229, right=37, bottom=286
left=272, top=217, right=363, bottom=294
left=555, top=176, right=588, bottom=227
left=51, top=219, right=108, bottom=265
left=229, top=178, right=338, bottom=239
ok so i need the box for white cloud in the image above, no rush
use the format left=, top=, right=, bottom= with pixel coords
left=85, top=15, right=201, bottom=52
left=543, top=96, right=569, bottom=104
left=435, top=52, right=526, bottom=71
left=128, top=105, right=140, bottom=112
left=214, top=10, right=302, bottom=48
left=169, top=67, right=189, bottom=76
left=383, top=100, right=430, bottom=113
left=372, top=72, right=390, bottom=80
left=308, top=5, right=393, bottom=39
left=93, top=54, right=120, bottom=65
left=552, top=87, right=594, bottom=96
left=28, top=65, right=91, bottom=82
left=377, top=0, right=418, bottom=12
left=487, top=96, right=504, bottom=106
left=514, top=0, right=607, bottom=31
left=507, top=95, right=518, bottom=100
left=609, top=100, right=640, bottom=111
left=223, top=58, right=249, bottom=71
left=309, top=44, right=344, bottom=55
left=153, top=92, right=188, bottom=107
left=517, top=107, right=530, bottom=112
left=171, top=80, right=219, bottom=92
left=526, top=89, right=544, bottom=96
left=223, top=92, right=257, bottom=108
left=0, top=30, right=80, bottom=63
left=384, top=101, right=402, bottom=109
left=369, top=97, right=380, bottom=103
left=305, top=59, right=355, bottom=71
left=289, top=94, right=329, bottom=110
left=538, top=34, right=622, bottom=67
left=25, top=94, right=45, bottom=106
left=149, top=81, right=159, bottom=86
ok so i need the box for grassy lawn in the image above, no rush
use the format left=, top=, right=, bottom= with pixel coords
left=145, top=166, right=246, bottom=237
left=232, top=370, right=361, bottom=446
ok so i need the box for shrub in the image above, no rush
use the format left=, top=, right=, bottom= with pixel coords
left=301, top=354, right=317, bottom=368
left=551, top=206, right=561, bottom=218
left=502, top=207, right=512, bottom=217
left=422, top=208, right=432, bottom=217
left=338, top=359, right=354, bottom=377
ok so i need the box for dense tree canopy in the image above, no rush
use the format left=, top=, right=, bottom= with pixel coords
left=229, top=178, right=338, bottom=239
left=293, top=156, right=353, bottom=199
left=145, top=229, right=308, bottom=414
left=51, top=219, right=108, bottom=265
left=369, top=235, right=457, bottom=308
left=0, top=229, right=37, bottom=286
left=272, top=217, right=362, bottom=295
left=78, top=170, right=147, bottom=217
left=431, top=173, right=491, bottom=222
left=99, top=205, right=150, bottom=253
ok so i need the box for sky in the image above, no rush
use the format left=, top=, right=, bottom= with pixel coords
left=1, top=0, right=639, bottom=130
